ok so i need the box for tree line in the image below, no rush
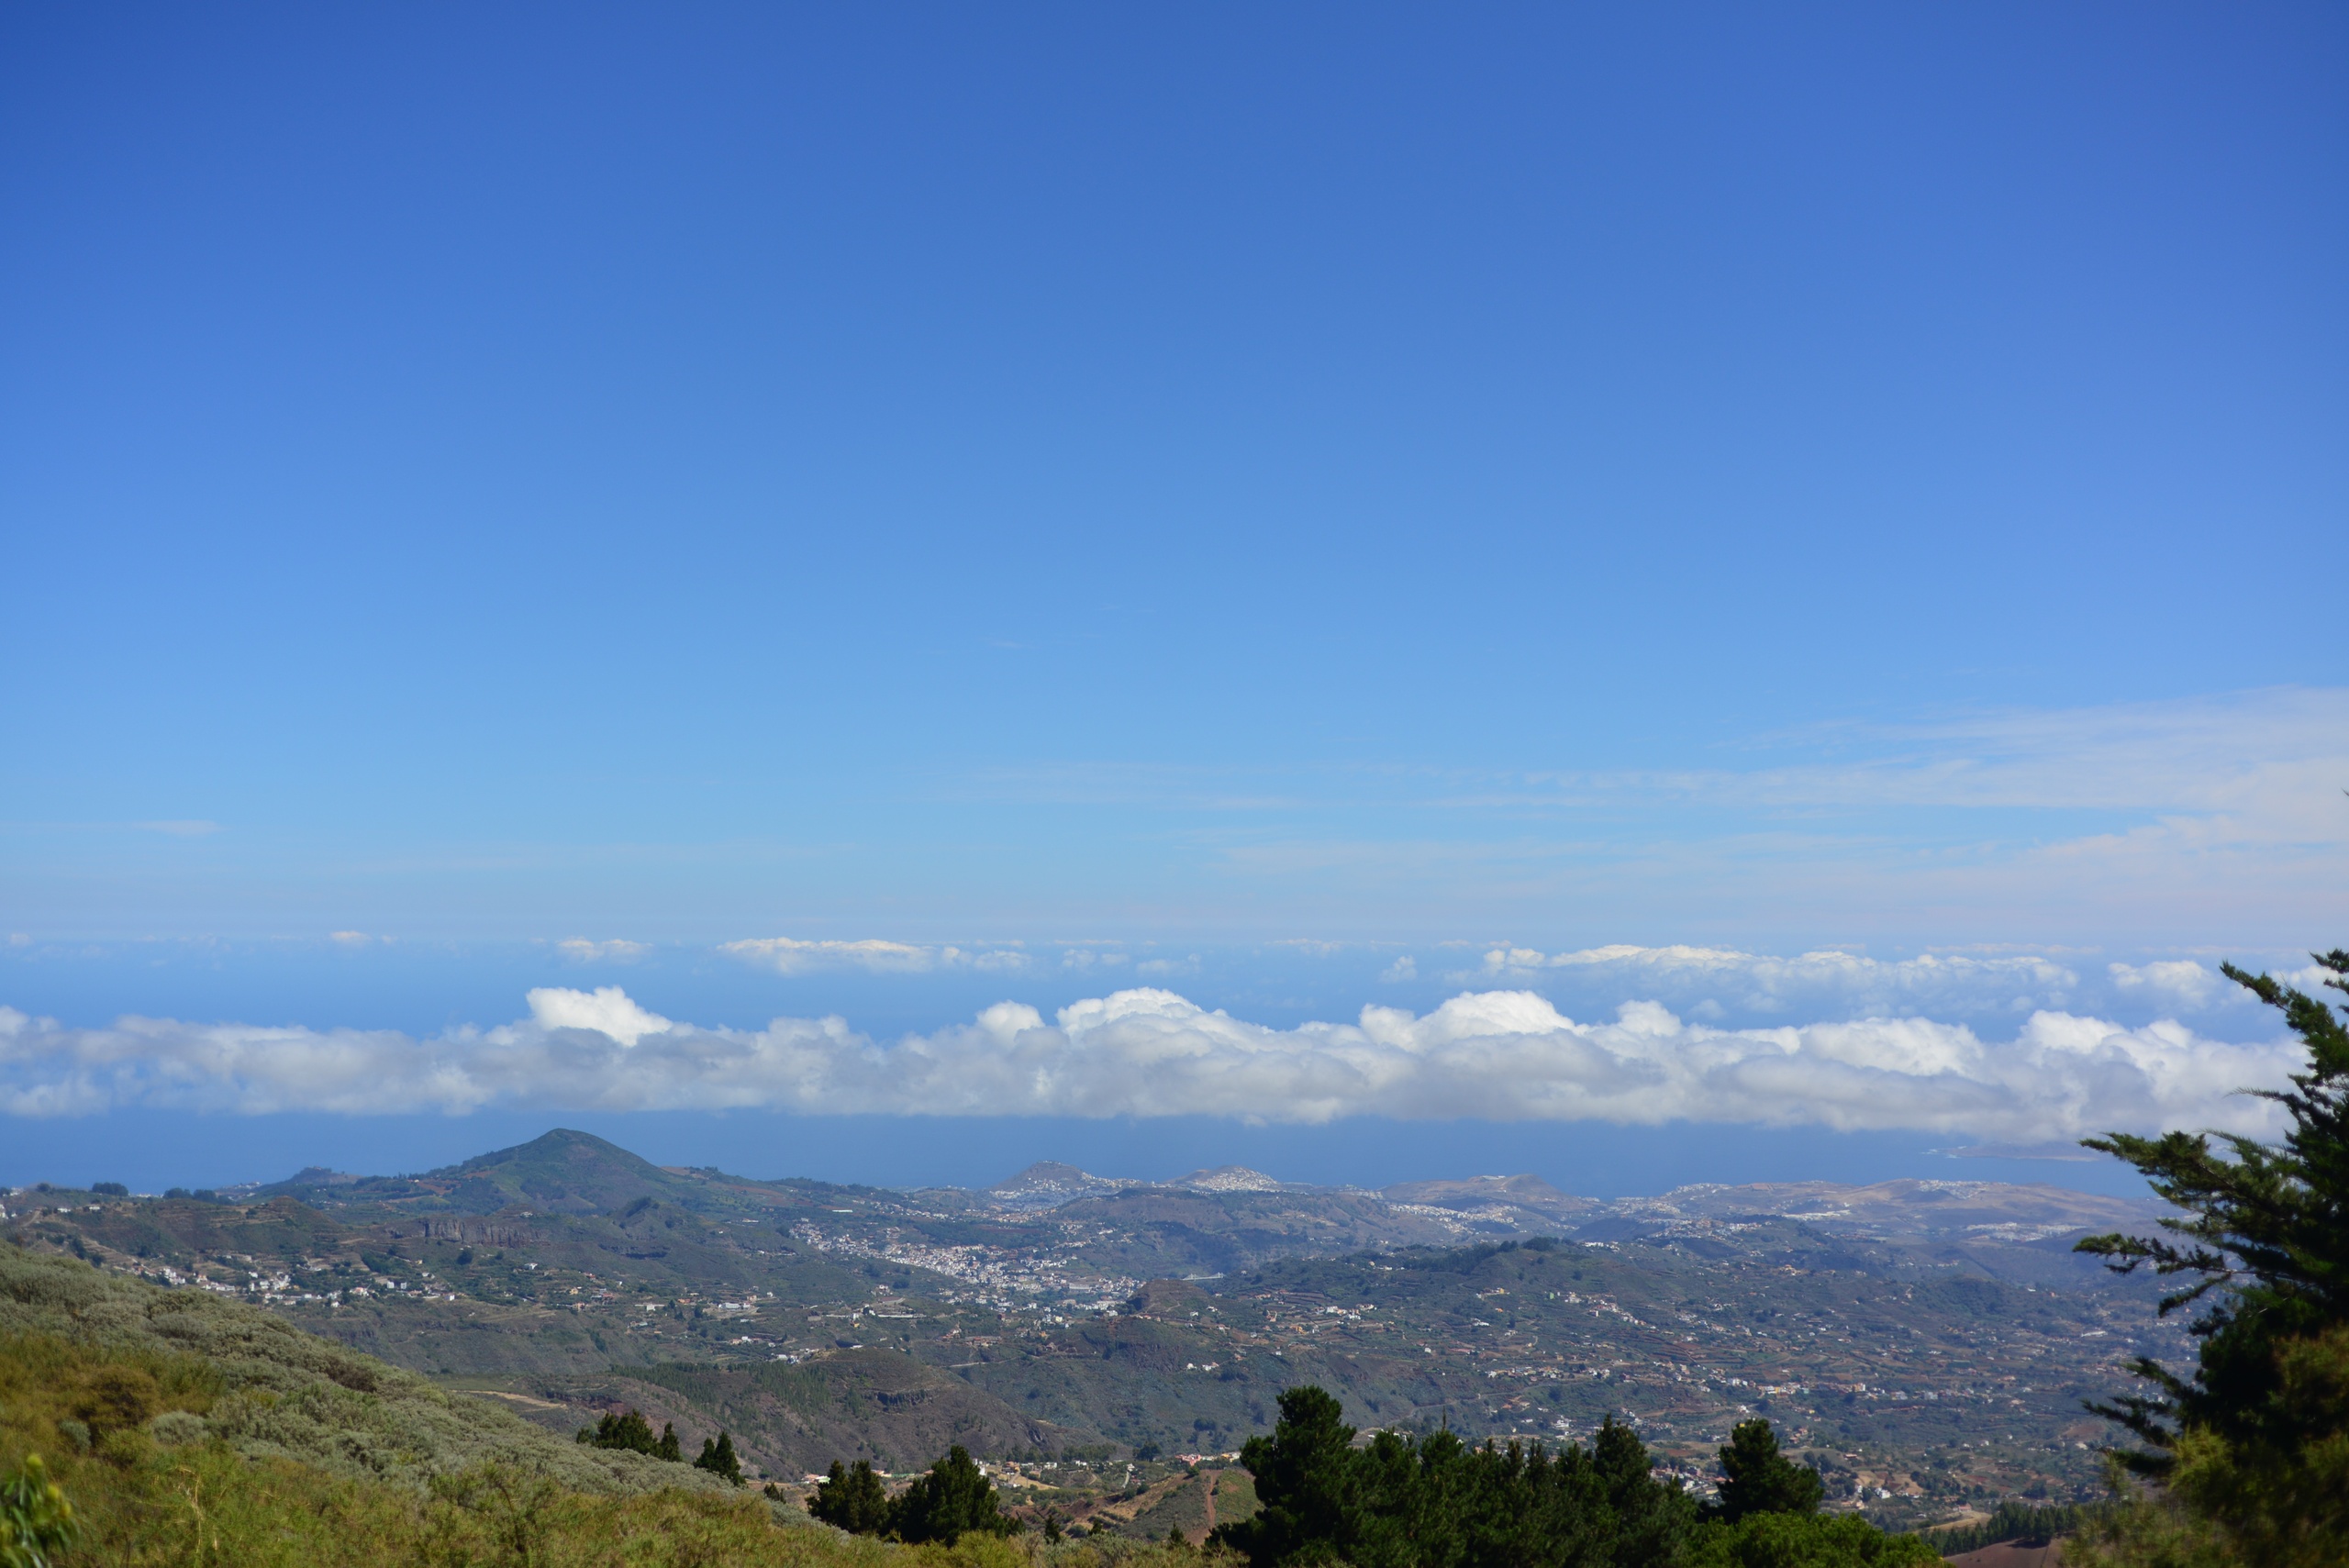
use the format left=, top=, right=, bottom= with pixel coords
left=1209, top=1385, right=1932, bottom=1568
left=801, top=1386, right=1927, bottom=1564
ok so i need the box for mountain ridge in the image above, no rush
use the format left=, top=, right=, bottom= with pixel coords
left=14, top=1127, right=2180, bottom=1524
left=252, top=1132, right=2164, bottom=1249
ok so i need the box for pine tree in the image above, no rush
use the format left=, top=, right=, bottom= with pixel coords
left=1709, top=1418, right=1823, bottom=1522
left=694, top=1430, right=743, bottom=1485
left=1205, top=1384, right=1935, bottom=1568
left=654, top=1421, right=682, bottom=1463
left=1211, top=1385, right=1357, bottom=1567
left=2074, top=949, right=2349, bottom=1557
left=887, top=1445, right=1016, bottom=1545
left=1215, top=1385, right=1698, bottom=1568
left=1594, top=1418, right=1696, bottom=1567
left=577, top=1408, right=660, bottom=1456
left=808, top=1459, right=892, bottom=1535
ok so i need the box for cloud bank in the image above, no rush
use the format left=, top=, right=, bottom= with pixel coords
left=0, top=985, right=2299, bottom=1142
left=719, top=938, right=1030, bottom=974
left=556, top=938, right=650, bottom=964
left=1469, top=945, right=2086, bottom=1017
left=1449, top=943, right=2328, bottom=1027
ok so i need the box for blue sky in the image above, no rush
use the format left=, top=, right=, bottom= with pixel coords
left=3, top=5, right=2344, bottom=1193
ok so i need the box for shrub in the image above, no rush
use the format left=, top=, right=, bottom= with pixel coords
left=148, top=1410, right=210, bottom=1448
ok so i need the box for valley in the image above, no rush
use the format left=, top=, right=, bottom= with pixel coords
left=0, top=1129, right=2184, bottom=1534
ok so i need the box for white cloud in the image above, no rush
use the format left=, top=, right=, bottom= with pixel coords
left=718, top=938, right=1030, bottom=974
left=556, top=938, right=651, bottom=964
left=526, top=985, right=675, bottom=1048
left=328, top=931, right=375, bottom=948
left=1468, top=944, right=2082, bottom=1016
left=0, top=985, right=2301, bottom=1141
left=1380, top=956, right=1419, bottom=982
left=2274, top=961, right=2342, bottom=992
left=2109, top=960, right=2223, bottom=1008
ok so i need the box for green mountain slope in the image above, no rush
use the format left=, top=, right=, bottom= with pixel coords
left=0, top=1240, right=737, bottom=1496
left=266, top=1128, right=735, bottom=1218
